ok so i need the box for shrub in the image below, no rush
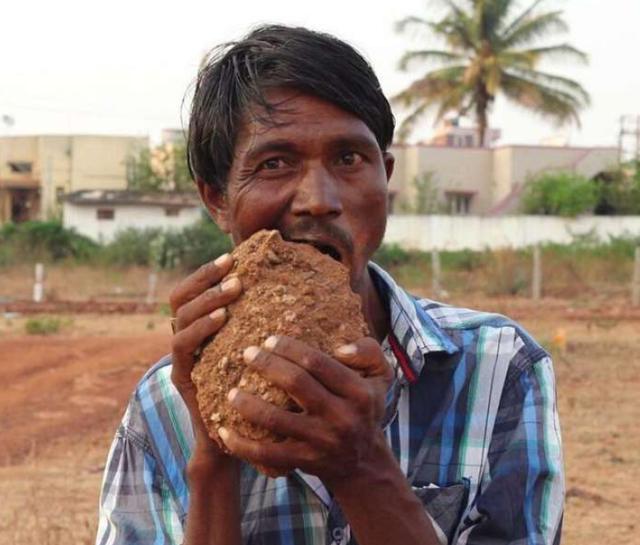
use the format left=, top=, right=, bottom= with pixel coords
left=102, top=228, right=161, bottom=267
left=594, top=168, right=640, bottom=215
left=521, top=172, right=599, bottom=217
left=175, top=217, right=232, bottom=270
left=25, top=316, right=63, bottom=335
left=0, top=221, right=97, bottom=264
left=373, top=243, right=412, bottom=267
left=101, top=216, right=231, bottom=270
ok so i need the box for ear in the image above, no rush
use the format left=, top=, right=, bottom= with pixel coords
left=196, top=177, right=231, bottom=233
left=383, top=151, right=395, bottom=183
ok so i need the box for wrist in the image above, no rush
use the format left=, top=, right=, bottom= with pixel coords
left=326, top=431, right=397, bottom=497
left=187, top=446, right=240, bottom=487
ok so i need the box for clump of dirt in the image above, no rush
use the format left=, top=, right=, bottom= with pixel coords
left=191, top=230, right=368, bottom=473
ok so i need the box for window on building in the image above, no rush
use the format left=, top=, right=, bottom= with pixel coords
left=165, top=207, right=180, bottom=217
left=8, top=161, right=33, bottom=174
left=446, top=192, right=473, bottom=215
left=96, top=208, right=115, bottom=220
left=55, top=187, right=65, bottom=203
left=465, top=135, right=474, bottom=147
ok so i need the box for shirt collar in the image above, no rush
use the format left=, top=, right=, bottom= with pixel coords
left=368, top=262, right=459, bottom=382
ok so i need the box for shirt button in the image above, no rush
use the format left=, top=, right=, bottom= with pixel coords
left=332, top=527, right=344, bottom=542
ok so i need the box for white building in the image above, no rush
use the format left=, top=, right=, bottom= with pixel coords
left=63, top=190, right=202, bottom=243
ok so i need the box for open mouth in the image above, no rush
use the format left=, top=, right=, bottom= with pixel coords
left=309, top=243, right=342, bottom=262
left=289, top=239, right=342, bottom=262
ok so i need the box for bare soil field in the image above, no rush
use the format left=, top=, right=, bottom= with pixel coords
left=0, top=303, right=638, bottom=545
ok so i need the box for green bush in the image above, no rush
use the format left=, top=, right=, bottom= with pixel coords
left=0, top=221, right=97, bottom=264
left=176, top=217, right=232, bottom=270
left=441, top=248, right=487, bottom=271
left=594, top=168, right=640, bottom=215
left=102, top=228, right=161, bottom=267
left=25, top=316, right=63, bottom=335
left=521, top=172, right=599, bottom=217
left=373, top=243, right=412, bottom=267
left=100, top=216, right=232, bottom=270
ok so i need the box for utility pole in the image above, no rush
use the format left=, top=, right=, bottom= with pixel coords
left=618, top=115, right=640, bottom=164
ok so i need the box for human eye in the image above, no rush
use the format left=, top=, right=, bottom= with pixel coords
left=337, top=151, right=364, bottom=167
left=258, top=157, right=287, bottom=171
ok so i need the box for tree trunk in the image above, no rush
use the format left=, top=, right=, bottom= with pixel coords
left=476, top=85, right=489, bottom=147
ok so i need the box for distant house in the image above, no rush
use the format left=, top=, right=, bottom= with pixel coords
left=389, top=143, right=619, bottom=215
left=0, top=134, right=147, bottom=224
left=62, top=190, right=202, bottom=242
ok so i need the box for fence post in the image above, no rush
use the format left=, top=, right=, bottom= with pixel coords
left=33, top=263, right=44, bottom=303
left=431, top=248, right=442, bottom=298
left=632, top=247, right=640, bottom=307
left=146, top=270, right=158, bottom=305
left=532, top=245, right=542, bottom=301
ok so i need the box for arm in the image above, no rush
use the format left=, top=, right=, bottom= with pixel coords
left=97, top=254, right=245, bottom=545
left=459, top=356, right=564, bottom=545
left=218, top=335, right=441, bottom=545
left=169, top=253, right=245, bottom=545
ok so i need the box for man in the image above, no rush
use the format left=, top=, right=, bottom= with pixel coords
left=97, top=25, right=564, bottom=545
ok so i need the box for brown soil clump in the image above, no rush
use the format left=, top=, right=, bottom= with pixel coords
left=191, top=230, right=368, bottom=473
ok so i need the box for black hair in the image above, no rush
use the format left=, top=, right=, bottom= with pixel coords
left=187, top=24, right=395, bottom=192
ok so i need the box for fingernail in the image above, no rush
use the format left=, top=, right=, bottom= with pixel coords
left=218, top=427, right=229, bottom=442
left=336, top=344, right=357, bottom=357
left=228, top=388, right=238, bottom=402
left=221, top=276, right=240, bottom=292
left=264, top=336, right=279, bottom=350
left=209, top=307, right=226, bottom=321
left=214, top=253, right=231, bottom=267
left=243, top=346, right=260, bottom=363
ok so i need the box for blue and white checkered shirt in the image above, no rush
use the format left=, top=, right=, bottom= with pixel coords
left=96, top=263, right=564, bottom=545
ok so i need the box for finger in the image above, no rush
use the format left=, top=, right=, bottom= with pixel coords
left=333, top=337, right=393, bottom=380
left=169, top=253, right=234, bottom=313
left=227, top=388, right=315, bottom=442
left=242, top=346, right=329, bottom=413
left=174, top=275, right=242, bottom=331
left=261, top=336, right=363, bottom=398
left=171, top=307, right=227, bottom=385
left=218, top=426, right=308, bottom=471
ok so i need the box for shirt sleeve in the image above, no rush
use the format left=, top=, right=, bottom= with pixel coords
left=96, top=399, right=185, bottom=545
left=458, top=356, right=564, bottom=545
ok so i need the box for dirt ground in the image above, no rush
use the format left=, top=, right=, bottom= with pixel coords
left=0, top=304, right=638, bottom=545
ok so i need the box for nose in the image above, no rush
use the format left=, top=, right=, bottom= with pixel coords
left=291, top=163, right=343, bottom=218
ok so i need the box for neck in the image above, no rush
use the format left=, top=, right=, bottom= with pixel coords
left=355, top=267, right=389, bottom=343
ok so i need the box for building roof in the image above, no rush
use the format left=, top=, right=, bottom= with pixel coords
left=62, top=189, right=201, bottom=208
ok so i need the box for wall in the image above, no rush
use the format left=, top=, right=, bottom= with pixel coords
left=69, top=135, right=146, bottom=191
left=390, top=145, right=492, bottom=213
left=384, top=215, right=640, bottom=251
left=63, top=203, right=202, bottom=243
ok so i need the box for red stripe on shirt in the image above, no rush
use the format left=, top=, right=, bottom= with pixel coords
left=388, top=331, right=417, bottom=384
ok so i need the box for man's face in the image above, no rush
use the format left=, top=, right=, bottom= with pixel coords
left=200, top=89, right=394, bottom=292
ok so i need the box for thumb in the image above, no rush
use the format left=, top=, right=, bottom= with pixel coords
left=333, top=337, right=392, bottom=379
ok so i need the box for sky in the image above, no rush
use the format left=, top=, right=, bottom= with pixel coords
left=1, top=0, right=638, bottom=148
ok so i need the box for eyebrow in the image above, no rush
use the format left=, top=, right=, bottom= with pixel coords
left=242, top=133, right=380, bottom=165
left=243, top=139, right=298, bottom=165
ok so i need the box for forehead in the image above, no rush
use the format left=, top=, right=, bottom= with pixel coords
left=234, top=90, right=379, bottom=155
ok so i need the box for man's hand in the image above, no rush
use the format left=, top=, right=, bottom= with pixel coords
left=169, top=253, right=244, bottom=545
left=169, top=252, right=242, bottom=458
left=217, top=334, right=393, bottom=486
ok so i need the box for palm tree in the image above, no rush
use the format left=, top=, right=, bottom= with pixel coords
left=393, top=0, right=590, bottom=146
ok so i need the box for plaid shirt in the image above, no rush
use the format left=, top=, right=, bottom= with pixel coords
left=96, top=263, right=564, bottom=545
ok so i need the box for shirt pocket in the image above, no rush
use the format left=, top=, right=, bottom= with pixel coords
left=411, top=481, right=469, bottom=545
